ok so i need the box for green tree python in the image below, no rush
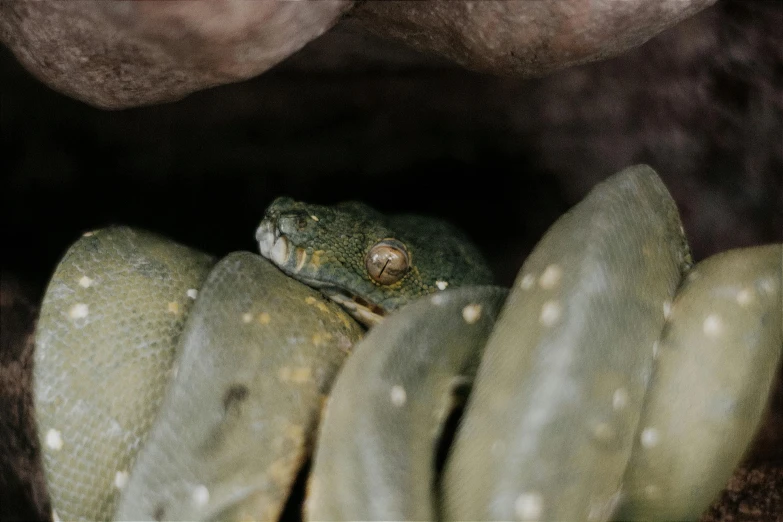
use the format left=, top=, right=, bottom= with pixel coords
left=33, top=165, right=782, bottom=521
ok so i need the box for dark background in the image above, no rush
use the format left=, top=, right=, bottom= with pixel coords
left=1, top=0, right=780, bottom=296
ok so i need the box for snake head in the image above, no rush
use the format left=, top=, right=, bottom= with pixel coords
left=256, top=197, right=494, bottom=326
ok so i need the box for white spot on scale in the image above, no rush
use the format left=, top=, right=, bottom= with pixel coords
left=662, top=300, right=672, bottom=319
left=703, top=314, right=723, bottom=337
left=310, top=214, right=319, bottom=222
left=186, top=288, right=198, bottom=299
left=46, top=429, right=63, bottom=451
left=613, top=388, right=629, bottom=410
left=114, top=470, right=129, bottom=489
left=52, top=509, right=61, bottom=522
left=105, top=418, right=123, bottom=437
left=390, top=385, right=407, bottom=407
left=759, top=277, right=775, bottom=295
left=641, top=427, right=660, bottom=448
left=82, top=231, right=94, bottom=237
left=514, top=492, right=543, bottom=520
left=644, top=484, right=661, bottom=499
left=435, top=280, right=449, bottom=291
left=539, top=301, right=561, bottom=326
left=431, top=294, right=447, bottom=306
left=462, top=303, right=482, bottom=324
left=652, top=340, right=660, bottom=360
left=78, top=276, right=93, bottom=288
left=192, top=485, right=210, bottom=506
left=736, top=288, right=753, bottom=306
left=242, top=313, right=253, bottom=324
left=69, top=303, right=89, bottom=319
left=519, top=273, right=535, bottom=290
left=539, top=264, right=562, bottom=289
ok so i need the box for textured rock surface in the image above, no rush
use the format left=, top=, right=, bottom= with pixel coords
left=351, top=0, right=716, bottom=77
left=0, top=0, right=716, bottom=108
left=0, top=0, right=352, bottom=108
left=0, top=275, right=49, bottom=521
left=702, top=463, right=783, bottom=522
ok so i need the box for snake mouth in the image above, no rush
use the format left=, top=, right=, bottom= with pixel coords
left=256, top=218, right=386, bottom=327
left=320, top=291, right=385, bottom=327
left=256, top=219, right=290, bottom=266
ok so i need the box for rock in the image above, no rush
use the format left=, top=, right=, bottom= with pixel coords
left=350, top=0, right=716, bottom=77
left=0, top=0, right=352, bottom=109
left=701, top=463, right=783, bottom=522
left=0, top=274, right=50, bottom=521
left=2, top=0, right=717, bottom=108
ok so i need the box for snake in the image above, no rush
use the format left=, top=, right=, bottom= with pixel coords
left=33, top=197, right=494, bottom=521
left=33, top=165, right=781, bottom=521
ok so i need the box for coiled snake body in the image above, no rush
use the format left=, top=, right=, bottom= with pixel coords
left=34, top=166, right=782, bottom=521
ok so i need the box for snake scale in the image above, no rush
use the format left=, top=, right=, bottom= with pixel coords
left=33, top=165, right=781, bottom=521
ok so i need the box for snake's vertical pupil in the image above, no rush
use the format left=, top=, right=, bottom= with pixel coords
left=366, top=240, right=410, bottom=285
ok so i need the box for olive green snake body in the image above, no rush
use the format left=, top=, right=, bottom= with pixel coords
left=33, top=165, right=782, bottom=521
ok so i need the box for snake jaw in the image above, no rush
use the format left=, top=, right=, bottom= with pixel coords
left=256, top=219, right=289, bottom=265
left=257, top=217, right=302, bottom=271
left=257, top=217, right=386, bottom=327
left=321, top=290, right=386, bottom=327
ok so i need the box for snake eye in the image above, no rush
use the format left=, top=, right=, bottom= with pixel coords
left=365, top=239, right=410, bottom=285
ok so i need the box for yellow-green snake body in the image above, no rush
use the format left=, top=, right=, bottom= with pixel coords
left=33, top=165, right=782, bottom=521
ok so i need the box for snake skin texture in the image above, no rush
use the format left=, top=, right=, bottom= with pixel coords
left=306, top=285, right=508, bottom=520
left=617, top=244, right=782, bottom=520
left=34, top=228, right=215, bottom=521
left=443, top=166, right=689, bottom=520
left=32, top=165, right=781, bottom=521
left=114, top=253, right=364, bottom=521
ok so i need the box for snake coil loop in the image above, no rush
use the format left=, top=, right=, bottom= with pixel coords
left=34, top=165, right=781, bottom=521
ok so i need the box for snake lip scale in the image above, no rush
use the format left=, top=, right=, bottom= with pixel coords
left=257, top=216, right=386, bottom=326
